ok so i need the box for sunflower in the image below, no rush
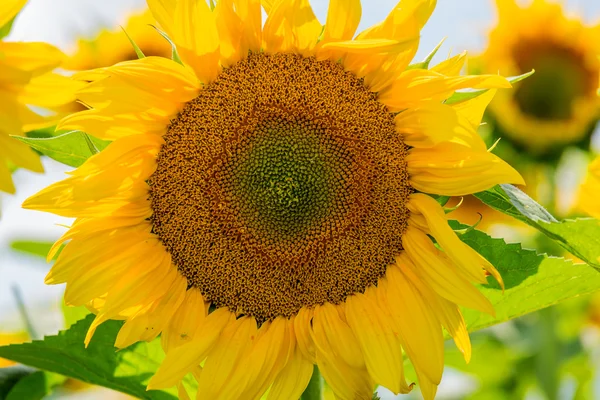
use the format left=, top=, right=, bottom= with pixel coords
left=64, top=9, right=171, bottom=70
left=477, top=0, right=600, bottom=157
left=0, top=0, right=83, bottom=193
left=23, top=0, right=524, bottom=399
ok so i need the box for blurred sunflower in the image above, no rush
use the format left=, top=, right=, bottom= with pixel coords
left=64, top=9, right=171, bottom=70
left=0, top=0, right=83, bottom=194
left=477, top=0, right=600, bottom=159
left=23, top=0, right=524, bottom=399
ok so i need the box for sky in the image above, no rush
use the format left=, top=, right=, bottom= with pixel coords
left=1, top=0, right=600, bottom=391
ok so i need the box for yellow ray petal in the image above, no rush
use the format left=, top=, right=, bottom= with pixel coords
left=407, top=142, right=525, bottom=196
left=147, top=0, right=176, bottom=36
left=147, top=308, right=235, bottom=390
left=395, top=102, right=487, bottom=150
left=431, top=51, right=467, bottom=76
left=322, top=0, right=361, bottom=42
left=450, top=89, right=497, bottom=128
left=379, top=69, right=511, bottom=111
left=196, top=316, right=258, bottom=398
left=161, top=288, right=207, bottom=352
left=346, top=292, right=412, bottom=395
left=397, top=259, right=472, bottom=363
left=171, top=0, right=220, bottom=82
left=235, top=318, right=293, bottom=400
left=385, top=265, right=444, bottom=385
left=115, top=274, right=187, bottom=348
left=312, top=303, right=364, bottom=369
left=267, top=347, right=313, bottom=400
left=0, top=0, right=27, bottom=28
left=401, top=227, right=495, bottom=314
left=293, top=306, right=316, bottom=363
left=0, top=42, right=65, bottom=76
left=0, top=135, right=43, bottom=172
left=407, top=193, right=504, bottom=287
left=0, top=162, right=15, bottom=194
left=311, top=304, right=374, bottom=400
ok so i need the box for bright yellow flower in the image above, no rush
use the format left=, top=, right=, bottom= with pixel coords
left=478, top=0, right=600, bottom=156
left=0, top=0, right=83, bottom=193
left=23, top=1, right=524, bottom=399
left=64, top=9, right=171, bottom=70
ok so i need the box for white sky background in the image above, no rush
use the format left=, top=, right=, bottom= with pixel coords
left=1, top=0, right=600, bottom=396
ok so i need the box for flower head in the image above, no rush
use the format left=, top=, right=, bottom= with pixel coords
left=478, top=0, right=600, bottom=157
left=23, top=1, right=524, bottom=399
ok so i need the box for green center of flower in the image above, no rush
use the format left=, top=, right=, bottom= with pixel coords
left=513, top=40, right=597, bottom=121
left=148, top=52, right=412, bottom=323
left=227, top=119, right=353, bottom=244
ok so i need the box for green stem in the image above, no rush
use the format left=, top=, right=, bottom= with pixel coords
left=11, top=285, right=38, bottom=339
left=301, top=365, right=322, bottom=400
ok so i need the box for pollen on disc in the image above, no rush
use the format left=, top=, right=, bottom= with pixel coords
left=148, top=52, right=413, bottom=323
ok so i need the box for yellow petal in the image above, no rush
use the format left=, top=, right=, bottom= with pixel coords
left=401, top=228, right=495, bottom=314
left=407, top=142, right=525, bottom=196
left=147, top=308, right=235, bottom=390
left=345, top=292, right=412, bottom=395
left=236, top=318, right=293, bottom=400
left=450, top=89, right=497, bottom=128
left=161, top=288, right=207, bottom=352
left=407, top=193, right=504, bottom=287
left=171, top=0, right=220, bottom=82
left=312, top=303, right=364, bottom=369
left=0, top=42, right=65, bottom=76
left=115, top=274, right=187, bottom=348
left=268, top=347, right=313, bottom=400
left=395, top=102, right=487, bottom=150
left=0, top=0, right=27, bottom=28
left=263, top=0, right=321, bottom=55
left=431, top=51, right=467, bottom=76
left=293, top=306, right=316, bottom=363
left=379, top=69, right=511, bottom=111
left=311, top=304, right=374, bottom=400
left=395, top=260, right=472, bottom=363
left=322, top=0, right=361, bottom=42
left=196, top=316, right=258, bottom=398
left=147, top=0, right=176, bottom=36
left=385, top=265, right=444, bottom=385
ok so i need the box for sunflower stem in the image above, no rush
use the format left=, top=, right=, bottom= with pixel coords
left=301, top=365, right=322, bottom=400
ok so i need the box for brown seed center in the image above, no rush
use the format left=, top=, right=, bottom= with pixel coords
left=148, top=52, right=412, bottom=322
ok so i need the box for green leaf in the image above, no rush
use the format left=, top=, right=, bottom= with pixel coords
left=10, top=241, right=53, bottom=258
left=5, top=371, right=65, bottom=400
left=0, top=366, right=34, bottom=399
left=61, top=304, right=90, bottom=329
left=452, top=222, right=600, bottom=332
left=474, top=184, right=600, bottom=270
left=0, top=315, right=179, bottom=400
left=12, top=131, right=110, bottom=168
left=445, top=70, right=535, bottom=104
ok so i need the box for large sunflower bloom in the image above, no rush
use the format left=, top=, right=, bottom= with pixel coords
left=64, top=9, right=171, bottom=70
left=478, top=0, right=600, bottom=157
left=23, top=1, right=524, bottom=399
left=0, top=0, right=83, bottom=193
